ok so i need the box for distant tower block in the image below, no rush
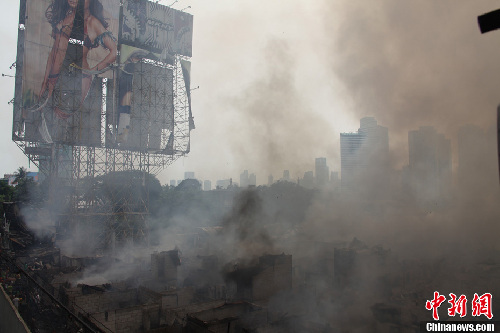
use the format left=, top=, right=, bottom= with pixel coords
left=248, top=173, right=256, bottom=186
left=302, top=171, right=314, bottom=189
left=340, top=117, right=389, bottom=193
left=315, top=157, right=329, bottom=188
left=240, top=170, right=249, bottom=188
left=408, top=126, right=451, bottom=204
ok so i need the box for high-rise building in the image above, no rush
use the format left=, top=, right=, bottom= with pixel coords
left=340, top=117, right=389, bottom=193
left=315, top=157, right=329, bottom=188
left=302, top=171, right=314, bottom=189
left=203, top=180, right=212, bottom=191
left=184, top=171, right=195, bottom=180
left=240, top=170, right=256, bottom=187
left=240, top=170, right=249, bottom=188
left=216, top=179, right=232, bottom=189
left=268, top=174, right=274, bottom=186
left=282, top=170, right=290, bottom=182
left=248, top=173, right=256, bottom=186
left=457, top=125, right=497, bottom=187
left=169, top=180, right=176, bottom=187
left=408, top=126, right=451, bottom=204
left=330, top=171, right=340, bottom=191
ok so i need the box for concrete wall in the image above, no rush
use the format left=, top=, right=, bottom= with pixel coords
left=0, top=285, right=31, bottom=333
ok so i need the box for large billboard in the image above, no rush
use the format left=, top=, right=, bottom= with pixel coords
left=18, top=0, right=120, bottom=146
left=13, top=0, right=193, bottom=152
left=121, top=0, right=193, bottom=63
left=113, top=54, right=174, bottom=151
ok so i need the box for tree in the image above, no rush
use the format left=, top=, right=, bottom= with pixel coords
left=0, top=180, right=14, bottom=218
left=12, top=167, right=40, bottom=205
left=13, top=167, right=27, bottom=184
left=0, top=180, right=14, bottom=203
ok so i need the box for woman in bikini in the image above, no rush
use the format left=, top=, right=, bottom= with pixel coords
left=39, top=0, right=117, bottom=119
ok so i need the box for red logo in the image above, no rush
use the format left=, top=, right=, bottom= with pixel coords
left=426, top=292, right=493, bottom=320
left=426, top=292, right=446, bottom=320
left=472, top=293, right=493, bottom=319
left=448, top=293, right=467, bottom=317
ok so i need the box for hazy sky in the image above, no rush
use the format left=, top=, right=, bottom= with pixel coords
left=1, top=0, right=499, bottom=185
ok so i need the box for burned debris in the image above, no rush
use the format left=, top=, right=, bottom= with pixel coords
left=2, top=186, right=500, bottom=333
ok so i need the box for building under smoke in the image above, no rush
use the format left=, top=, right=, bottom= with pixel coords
left=184, top=172, right=196, bottom=180
left=267, top=174, right=274, bottom=186
left=239, top=170, right=256, bottom=188
left=340, top=117, right=389, bottom=194
left=457, top=124, right=498, bottom=188
left=406, top=126, right=451, bottom=207
left=315, top=157, right=330, bottom=188
left=282, top=170, right=290, bottom=182
left=203, top=180, right=212, bottom=191
left=240, top=170, right=249, bottom=188
left=302, top=170, right=314, bottom=189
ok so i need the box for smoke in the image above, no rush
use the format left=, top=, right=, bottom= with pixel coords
left=220, top=189, right=275, bottom=260
left=11, top=1, right=500, bottom=329
left=226, top=38, right=334, bottom=179
left=71, top=247, right=150, bottom=286
left=323, top=0, right=500, bottom=166
left=20, top=207, right=56, bottom=240
left=305, top=0, right=500, bottom=259
left=200, top=2, right=500, bottom=327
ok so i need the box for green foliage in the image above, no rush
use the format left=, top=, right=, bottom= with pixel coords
left=0, top=180, right=14, bottom=217
left=12, top=167, right=43, bottom=206
left=0, top=180, right=14, bottom=202
left=0, top=167, right=45, bottom=217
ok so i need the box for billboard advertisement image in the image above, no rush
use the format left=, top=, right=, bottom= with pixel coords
left=14, top=0, right=192, bottom=152
left=20, top=0, right=119, bottom=146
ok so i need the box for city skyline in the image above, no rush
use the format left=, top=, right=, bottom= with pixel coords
left=165, top=118, right=495, bottom=188
left=5, top=116, right=497, bottom=189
